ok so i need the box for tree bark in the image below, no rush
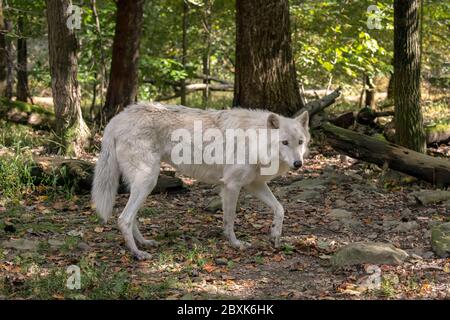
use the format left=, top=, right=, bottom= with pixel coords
left=0, top=0, right=7, bottom=96
left=89, top=0, right=108, bottom=118
left=16, top=16, right=28, bottom=102
left=102, top=0, right=144, bottom=122
left=234, top=0, right=304, bottom=116
left=180, top=0, right=189, bottom=106
left=202, top=0, right=212, bottom=109
left=320, top=123, right=450, bottom=187
left=364, top=75, right=376, bottom=109
left=46, top=0, right=90, bottom=156
left=5, top=20, right=13, bottom=100
left=394, top=0, right=426, bottom=153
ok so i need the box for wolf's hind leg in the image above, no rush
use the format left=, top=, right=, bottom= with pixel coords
left=117, top=153, right=160, bottom=260
left=133, top=219, right=159, bottom=247
left=246, top=182, right=284, bottom=247
left=221, top=185, right=251, bottom=249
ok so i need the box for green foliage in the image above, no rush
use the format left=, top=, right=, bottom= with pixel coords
left=0, top=147, right=35, bottom=203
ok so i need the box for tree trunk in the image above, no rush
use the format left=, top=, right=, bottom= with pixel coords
left=16, top=17, right=28, bottom=102
left=394, top=0, right=426, bottom=153
left=364, top=75, right=376, bottom=109
left=180, top=0, right=189, bottom=106
left=102, top=0, right=144, bottom=122
left=320, top=123, right=450, bottom=187
left=0, top=0, right=7, bottom=96
left=202, top=0, right=212, bottom=109
left=90, top=0, right=107, bottom=118
left=5, top=20, right=13, bottom=100
left=46, top=0, right=90, bottom=156
left=234, top=0, right=304, bottom=116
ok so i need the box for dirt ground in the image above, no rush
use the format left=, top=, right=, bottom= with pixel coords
left=1, top=146, right=449, bottom=300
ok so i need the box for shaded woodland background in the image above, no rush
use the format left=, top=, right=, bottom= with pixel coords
left=0, top=0, right=449, bottom=300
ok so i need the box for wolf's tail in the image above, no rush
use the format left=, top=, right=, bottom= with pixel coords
left=92, top=129, right=120, bottom=223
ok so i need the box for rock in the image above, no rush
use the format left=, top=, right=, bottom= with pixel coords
left=329, top=209, right=361, bottom=230
left=335, top=199, right=347, bottom=208
left=2, top=239, right=39, bottom=251
left=341, top=218, right=363, bottom=230
left=295, top=190, right=321, bottom=201
left=383, top=219, right=400, bottom=230
left=48, top=239, right=64, bottom=248
left=394, top=221, right=419, bottom=233
left=205, top=197, right=222, bottom=213
left=290, top=178, right=329, bottom=191
left=215, top=258, right=228, bottom=266
left=431, top=222, right=450, bottom=258
left=77, top=242, right=91, bottom=251
left=329, top=209, right=352, bottom=220
left=331, top=242, right=409, bottom=267
left=412, top=190, right=450, bottom=205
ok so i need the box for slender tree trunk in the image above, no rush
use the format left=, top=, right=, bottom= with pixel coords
left=364, top=75, right=376, bottom=109
left=102, top=0, right=144, bottom=122
left=202, top=0, right=212, bottom=109
left=394, top=0, right=426, bottom=153
left=5, top=19, right=12, bottom=100
left=234, top=0, right=304, bottom=116
left=90, top=0, right=107, bottom=118
left=0, top=0, right=7, bottom=96
left=180, top=0, right=188, bottom=106
left=387, top=72, right=394, bottom=100
left=46, top=0, right=90, bottom=156
left=16, top=17, right=28, bottom=102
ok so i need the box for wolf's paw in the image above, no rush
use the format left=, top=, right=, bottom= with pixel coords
left=141, top=240, right=159, bottom=247
left=270, top=233, right=282, bottom=248
left=133, top=250, right=152, bottom=261
left=230, top=240, right=252, bottom=250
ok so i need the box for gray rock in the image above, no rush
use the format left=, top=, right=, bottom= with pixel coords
left=383, top=219, right=400, bottom=230
left=335, top=199, right=347, bottom=208
left=294, top=190, right=321, bottom=201
left=412, top=190, right=450, bottom=205
left=205, top=196, right=222, bottom=212
left=290, top=178, right=328, bottom=191
left=331, top=242, right=409, bottom=267
left=329, top=209, right=353, bottom=220
left=394, top=221, right=419, bottom=233
left=215, top=258, right=228, bottom=266
left=431, top=222, right=450, bottom=258
left=48, top=239, right=64, bottom=248
left=2, top=239, right=39, bottom=251
left=77, top=242, right=91, bottom=251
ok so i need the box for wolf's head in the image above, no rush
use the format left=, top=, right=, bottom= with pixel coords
left=267, top=111, right=310, bottom=170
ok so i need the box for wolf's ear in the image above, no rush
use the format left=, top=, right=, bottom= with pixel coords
left=296, top=111, right=309, bottom=128
left=267, top=114, right=280, bottom=129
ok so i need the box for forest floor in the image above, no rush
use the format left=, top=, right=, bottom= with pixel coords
left=1, top=143, right=449, bottom=300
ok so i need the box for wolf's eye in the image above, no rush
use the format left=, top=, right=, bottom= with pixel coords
left=299, top=140, right=303, bottom=145
left=282, top=140, right=289, bottom=146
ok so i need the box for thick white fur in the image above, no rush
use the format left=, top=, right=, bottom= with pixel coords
left=92, top=102, right=310, bottom=260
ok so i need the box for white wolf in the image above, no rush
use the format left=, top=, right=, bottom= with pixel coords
left=92, top=103, right=310, bottom=260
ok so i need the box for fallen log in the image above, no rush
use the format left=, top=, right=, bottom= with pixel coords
left=295, top=87, right=342, bottom=118
left=320, top=123, right=450, bottom=187
left=0, top=98, right=55, bottom=129
left=30, top=156, right=185, bottom=194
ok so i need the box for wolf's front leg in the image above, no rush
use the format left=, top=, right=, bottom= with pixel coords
left=221, top=185, right=251, bottom=249
left=246, top=182, right=284, bottom=247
